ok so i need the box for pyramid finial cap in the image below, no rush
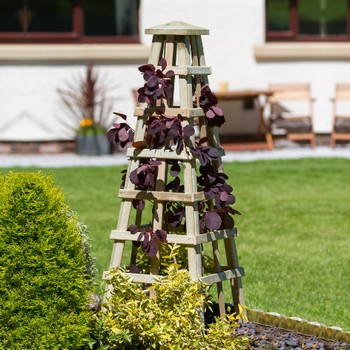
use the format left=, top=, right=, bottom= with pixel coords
left=145, top=21, right=209, bottom=36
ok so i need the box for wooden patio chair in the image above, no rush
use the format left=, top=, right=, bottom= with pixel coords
left=331, top=83, right=350, bottom=148
left=267, top=83, right=316, bottom=149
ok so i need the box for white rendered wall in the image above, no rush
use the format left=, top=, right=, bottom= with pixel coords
left=141, top=0, right=348, bottom=134
left=0, top=64, right=142, bottom=141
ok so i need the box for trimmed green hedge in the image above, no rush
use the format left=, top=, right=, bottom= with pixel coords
left=0, top=172, right=94, bottom=349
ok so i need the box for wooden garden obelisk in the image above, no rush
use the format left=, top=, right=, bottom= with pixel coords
left=106, top=21, right=245, bottom=317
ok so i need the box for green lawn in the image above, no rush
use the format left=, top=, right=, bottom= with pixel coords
left=1, top=157, right=349, bottom=330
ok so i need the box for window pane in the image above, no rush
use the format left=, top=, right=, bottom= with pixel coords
left=0, top=0, right=72, bottom=33
left=299, top=0, right=322, bottom=35
left=84, top=0, right=138, bottom=36
left=28, top=0, right=72, bottom=32
left=324, top=0, right=347, bottom=35
left=0, top=1, right=24, bottom=32
left=267, top=0, right=290, bottom=31
left=299, top=0, right=347, bottom=36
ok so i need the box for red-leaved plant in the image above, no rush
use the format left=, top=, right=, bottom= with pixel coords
left=107, top=59, right=239, bottom=259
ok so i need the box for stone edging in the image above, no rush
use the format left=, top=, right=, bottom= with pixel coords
left=247, top=308, right=350, bottom=343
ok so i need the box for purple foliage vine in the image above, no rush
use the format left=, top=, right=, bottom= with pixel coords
left=137, top=58, right=174, bottom=105
left=108, top=59, right=239, bottom=257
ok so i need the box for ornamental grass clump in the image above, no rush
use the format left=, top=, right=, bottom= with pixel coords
left=0, top=172, right=94, bottom=349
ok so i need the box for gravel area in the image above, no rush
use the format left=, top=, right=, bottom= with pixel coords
left=236, top=322, right=350, bottom=350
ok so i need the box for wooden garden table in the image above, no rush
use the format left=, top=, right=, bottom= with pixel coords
left=214, top=89, right=275, bottom=150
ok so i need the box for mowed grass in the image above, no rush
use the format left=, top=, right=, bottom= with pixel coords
left=1, top=157, right=349, bottom=330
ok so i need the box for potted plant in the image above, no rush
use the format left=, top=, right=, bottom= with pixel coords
left=58, top=64, right=115, bottom=155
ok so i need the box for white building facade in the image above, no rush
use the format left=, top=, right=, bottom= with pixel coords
left=0, top=0, right=349, bottom=149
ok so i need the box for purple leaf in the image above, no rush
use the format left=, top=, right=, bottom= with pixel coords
left=128, top=224, right=138, bottom=234
left=208, top=148, right=220, bottom=158
left=159, top=58, right=167, bottom=71
left=138, top=63, right=155, bottom=73
left=212, top=105, right=224, bottom=116
left=164, top=84, right=173, bottom=98
left=165, top=70, right=174, bottom=78
left=148, top=240, right=159, bottom=257
left=219, top=191, right=229, bottom=202
left=147, top=75, right=159, bottom=88
left=205, top=211, right=222, bottom=230
left=165, top=176, right=180, bottom=191
left=222, top=213, right=234, bottom=229
left=150, top=159, right=162, bottom=167
left=128, top=265, right=140, bottom=273
left=183, top=124, right=195, bottom=137
left=225, top=194, right=236, bottom=205
left=129, top=169, right=139, bottom=185
left=118, top=128, right=129, bottom=142
left=170, top=162, right=180, bottom=177
left=132, top=199, right=145, bottom=211
left=128, top=130, right=134, bottom=142
left=198, top=137, right=208, bottom=145
left=199, top=218, right=206, bottom=233
left=107, top=128, right=118, bottom=143
left=154, top=229, right=167, bottom=242
left=137, top=164, right=149, bottom=174
left=206, top=108, right=215, bottom=119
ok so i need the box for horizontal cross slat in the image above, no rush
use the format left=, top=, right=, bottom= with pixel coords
left=104, top=268, right=244, bottom=284
left=110, top=228, right=237, bottom=245
left=118, top=189, right=205, bottom=202
left=155, top=66, right=211, bottom=76
left=126, top=147, right=225, bottom=160
left=127, top=148, right=193, bottom=160
left=200, top=268, right=245, bottom=284
left=134, top=107, right=205, bottom=118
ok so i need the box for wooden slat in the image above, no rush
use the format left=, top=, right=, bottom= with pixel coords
left=269, top=83, right=311, bottom=101
left=134, top=106, right=205, bottom=118
left=224, top=236, right=246, bottom=315
left=287, top=133, right=315, bottom=141
left=103, top=271, right=161, bottom=284
left=150, top=156, right=168, bottom=277
left=196, top=228, right=237, bottom=244
left=212, top=240, right=225, bottom=317
left=154, top=65, right=212, bottom=76
left=126, top=148, right=193, bottom=160
left=148, top=34, right=164, bottom=65
left=332, top=134, right=350, bottom=140
left=118, top=189, right=205, bottom=202
left=200, top=268, right=245, bottom=284
left=145, top=21, right=209, bottom=36
left=126, top=147, right=225, bottom=161
left=133, top=114, right=148, bottom=143
left=104, top=269, right=245, bottom=285
left=109, top=158, right=140, bottom=269
left=110, top=228, right=237, bottom=245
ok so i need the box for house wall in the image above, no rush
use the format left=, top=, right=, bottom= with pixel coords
left=0, top=0, right=349, bottom=143
left=141, top=0, right=350, bottom=134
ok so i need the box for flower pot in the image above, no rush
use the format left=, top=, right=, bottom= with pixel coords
left=76, top=134, right=111, bottom=155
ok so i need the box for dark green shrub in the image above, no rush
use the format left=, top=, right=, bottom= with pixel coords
left=0, top=172, right=94, bottom=349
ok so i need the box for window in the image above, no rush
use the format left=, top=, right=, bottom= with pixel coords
left=0, top=0, right=139, bottom=43
left=266, top=0, right=350, bottom=41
